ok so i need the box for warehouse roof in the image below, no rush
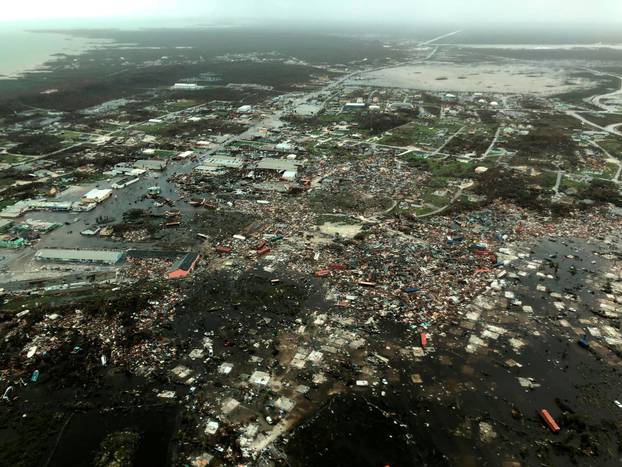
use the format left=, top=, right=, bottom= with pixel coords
left=255, top=158, right=301, bottom=172
left=35, top=249, right=125, bottom=264
left=201, top=156, right=245, bottom=168
left=172, top=252, right=200, bottom=272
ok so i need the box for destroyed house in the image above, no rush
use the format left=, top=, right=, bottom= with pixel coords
left=168, top=252, right=201, bottom=279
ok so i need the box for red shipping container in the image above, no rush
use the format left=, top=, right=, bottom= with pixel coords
left=420, top=333, right=428, bottom=347
left=539, top=409, right=560, bottom=433
left=257, top=246, right=271, bottom=256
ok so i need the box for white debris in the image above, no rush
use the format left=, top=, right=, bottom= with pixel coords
left=221, top=398, right=240, bottom=414
left=518, top=377, right=540, bottom=389
left=249, top=371, right=271, bottom=386
left=205, top=420, right=219, bottom=435
left=275, top=397, right=295, bottom=412
left=26, top=346, right=37, bottom=359
left=189, top=349, right=204, bottom=360
left=479, top=421, right=497, bottom=443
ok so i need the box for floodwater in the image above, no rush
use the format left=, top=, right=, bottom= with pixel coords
left=351, top=63, right=595, bottom=95
left=287, top=236, right=622, bottom=466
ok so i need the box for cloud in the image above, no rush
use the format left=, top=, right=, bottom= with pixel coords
left=2, top=0, right=621, bottom=24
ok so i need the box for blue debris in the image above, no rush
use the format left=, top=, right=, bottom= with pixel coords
left=578, top=335, right=590, bottom=349
left=31, top=370, right=40, bottom=383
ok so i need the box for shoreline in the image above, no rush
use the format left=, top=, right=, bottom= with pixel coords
left=0, top=29, right=114, bottom=81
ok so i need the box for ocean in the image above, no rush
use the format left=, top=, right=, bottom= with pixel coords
left=0, top=17, right=231, bottom=80
left=0, top=28, right=108, bottom=79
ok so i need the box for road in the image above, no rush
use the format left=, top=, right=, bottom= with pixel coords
left=553, top=170, right=564, bottom=194
left=1, top=28, right=468, bottom=280
left=485, top=127, right=502, bottom=158
left=417, top=181, right=474, bottom=218
left=566, top=110, right=622, bottom=137
left=12, top=103, right=208, bottom=165
left=565, top=68, right=622, bottom=136
left=589, top=140, right=622, bottom=183
left=581, top=68, right=622, bottom=112
left=420, top=30, right=462, bottom=46
left=432, top=126, right=465, bottom=156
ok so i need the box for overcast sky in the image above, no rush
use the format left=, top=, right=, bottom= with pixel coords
left=3, top=0, right=622, bottom=24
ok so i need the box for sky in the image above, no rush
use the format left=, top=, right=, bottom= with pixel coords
left=2, top=0, right=622, bottom=24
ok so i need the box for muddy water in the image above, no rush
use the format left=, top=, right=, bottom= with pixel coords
left=351, top=63, right=595, bottom=96
left=49, top=406, right=179, bottom=467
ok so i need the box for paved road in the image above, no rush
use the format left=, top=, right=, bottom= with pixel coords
left=485, top=127, right=502, bottom=158
left=432, top=126, right=465, bottom=156
left=12, top=103, right=208, bottom=165
left=417, top=181, right=473, bottom=218
left=420, top=30, right=462, bottom=46
left=566, top=110, right=622, bottom=137
left=589, top=140, right=622, bottom=183
left=553, top=170, right=564, bottom=194
left=3, top=28, right=466, bottom=278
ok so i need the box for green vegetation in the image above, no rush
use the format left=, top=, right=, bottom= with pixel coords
left=560, top=176, right=588, bottom=192
left=578, top=179, right=622, bottom=206
left=600, top=138, right=622, bottom=160
left=234, top=140, right=264, bottom=148
left=314, top=112, right=361, bottom=125
left=0, top=197, right=18, bottom=210
left=422, top=191, right=450, bottom=208
left=163, top=99, right=198, bottom=112
left=8, top=134, right=63, bottom=156
left=473, top=167, right=552, bottom=211
left=406, top=155, right=480, bottom=179
left=582, top=113, right=622, bottom=128
left=378, top=122, right=442, bottom=147
left=0, top=153, right=30, bottom=164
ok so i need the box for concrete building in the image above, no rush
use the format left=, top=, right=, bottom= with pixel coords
left=134, top=160, right=167, bottom=171
left=237, top=105, right=253, bottom=113
left=255, top=158, right=301, bottom=172
left=176, top=151, right=194, bottom=159
left=82, top=188, right=113, bottom=203
left=344, top=102, right=367, bottom=110
left=35, top=249, right=125, bottom=265
left=201, top=156, right=245, bottom=169
left=111, top=177, right=140, bottom=189
left=389, top=102, right=414, bottom=112
left=173, top=83, right=201, bottom=90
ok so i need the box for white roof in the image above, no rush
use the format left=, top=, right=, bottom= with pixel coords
left=256, top=158, right=301, bottom=172
left=36, top=249, right=124, bottom=264
left=201, top=156, right=245, bottom=168
left=83, top=188, right=112, bottom=200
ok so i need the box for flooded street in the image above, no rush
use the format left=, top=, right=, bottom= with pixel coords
left=283, top=236, right=622, bottom=466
